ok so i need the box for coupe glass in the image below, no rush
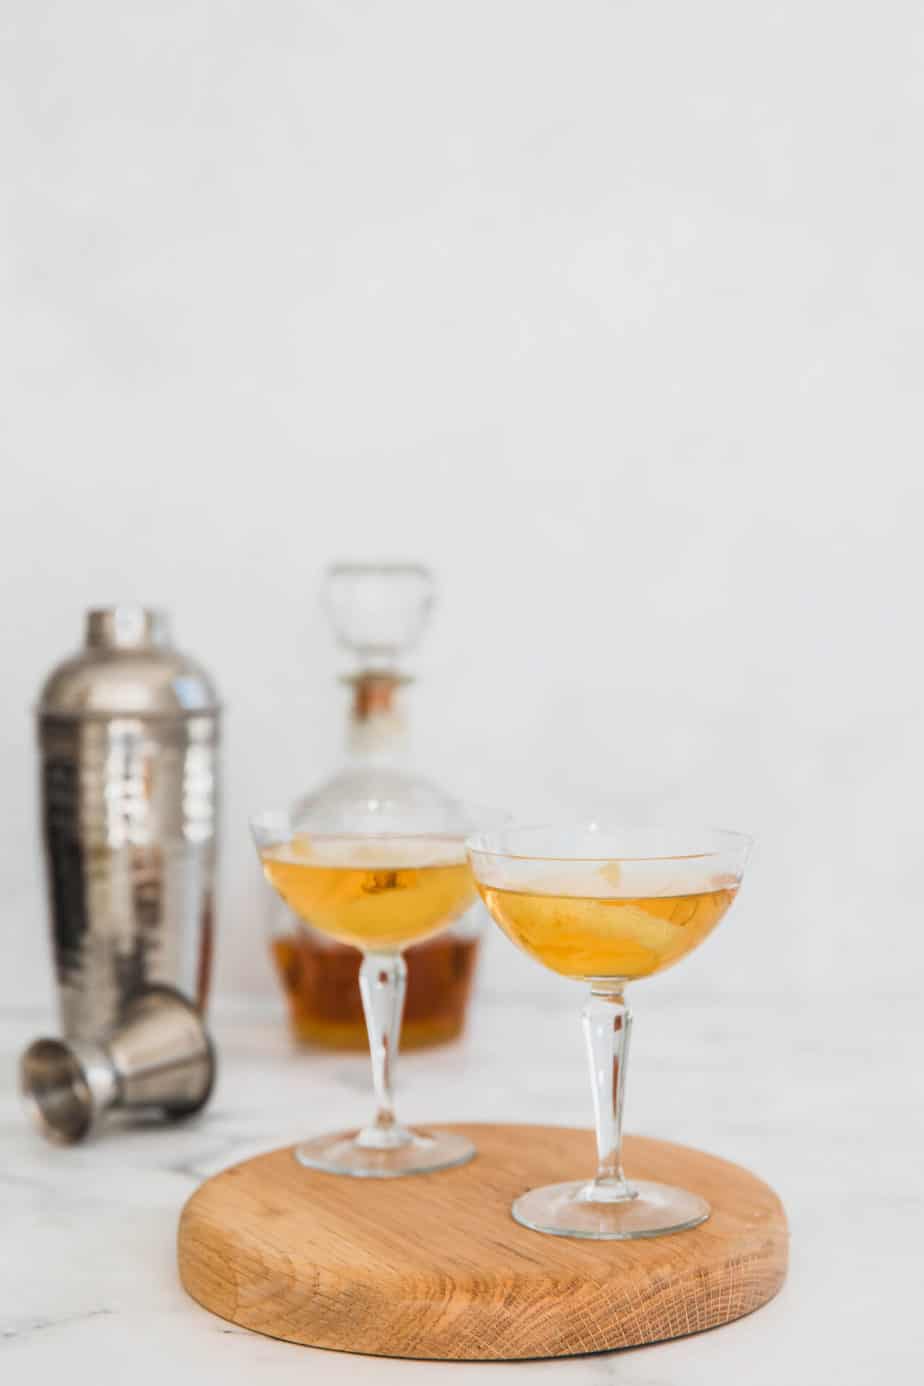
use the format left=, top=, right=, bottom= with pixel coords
left=252, top=803, right=483, bottom=1177
left=467, top=824, right=752, bottom=1238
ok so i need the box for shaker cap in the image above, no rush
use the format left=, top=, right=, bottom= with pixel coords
left=38, top=605, right=221, bottom=719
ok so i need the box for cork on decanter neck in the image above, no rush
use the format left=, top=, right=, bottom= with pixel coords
left=348, top=671, right=410, bottom=723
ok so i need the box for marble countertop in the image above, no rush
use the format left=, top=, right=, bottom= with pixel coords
left=2, top=982, right=920, bottom=1384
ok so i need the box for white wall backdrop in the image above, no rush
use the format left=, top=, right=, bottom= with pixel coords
left=2, top=2, right=922, bottom=1012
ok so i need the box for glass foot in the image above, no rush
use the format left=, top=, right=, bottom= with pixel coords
left=512, top=1179, right=710, bottom=1240
left=294, top=1126, right=475, bottom=1178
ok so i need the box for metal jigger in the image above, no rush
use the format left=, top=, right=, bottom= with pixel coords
left=20, top=986, right=216, bottom=1145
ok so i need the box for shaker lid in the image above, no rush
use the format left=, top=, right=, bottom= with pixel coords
left=38, top=605, right=221, bottom=719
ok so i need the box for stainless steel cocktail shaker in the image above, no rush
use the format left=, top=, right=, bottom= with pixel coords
left=37, top=606, right=221, bottom=1041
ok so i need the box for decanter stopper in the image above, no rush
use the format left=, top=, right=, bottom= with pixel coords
left=324, top=562, right=434, bottom=671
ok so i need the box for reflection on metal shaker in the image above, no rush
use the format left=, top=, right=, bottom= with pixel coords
left=37, top=606, right=220, bottom=1041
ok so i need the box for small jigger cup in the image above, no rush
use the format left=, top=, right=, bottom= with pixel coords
left=20, top=985, right=216, bottom=1145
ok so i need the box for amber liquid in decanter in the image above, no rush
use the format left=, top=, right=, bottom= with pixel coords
left=272, top=930, right=479, bottom=1050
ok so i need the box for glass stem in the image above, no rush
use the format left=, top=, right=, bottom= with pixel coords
left=356, top=951, right=411, bottom=1149
left=582, top=986, right=636, bottom=1201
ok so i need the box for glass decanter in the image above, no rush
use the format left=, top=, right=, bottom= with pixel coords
left=268, top=562, right=481, bottom=1049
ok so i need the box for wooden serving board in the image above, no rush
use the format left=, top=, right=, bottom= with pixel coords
left=178, top=1124, right=787, bottom=1360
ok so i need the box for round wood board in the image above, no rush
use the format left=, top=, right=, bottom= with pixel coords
left=178, top=1123, right=787, bottom=1360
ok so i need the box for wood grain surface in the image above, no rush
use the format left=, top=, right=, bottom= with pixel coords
left=178, top=1124, right=787, bottom=1360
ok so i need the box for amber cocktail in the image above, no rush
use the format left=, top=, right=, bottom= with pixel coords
left=253, top=814, right=477, bottom=1178
left=468, top=825, right=751, bottom=1238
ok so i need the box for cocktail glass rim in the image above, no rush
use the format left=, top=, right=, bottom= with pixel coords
left=466, top=822, right=753, bottom=863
